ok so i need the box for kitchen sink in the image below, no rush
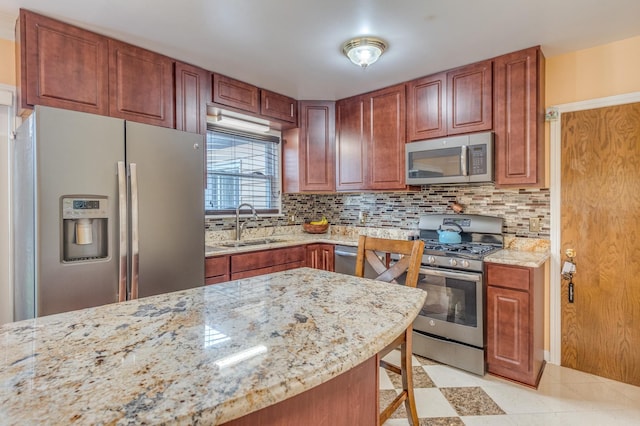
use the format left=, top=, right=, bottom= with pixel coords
left=218, top=238, right=281, bottom=248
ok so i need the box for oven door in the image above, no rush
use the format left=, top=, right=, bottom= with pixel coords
left=413, top=266, right=484, bottom=348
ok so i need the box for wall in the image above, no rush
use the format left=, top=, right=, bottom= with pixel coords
left=0, top=38, right=15, bottom=86
left=206, top=185, right=550, bottom=238
left=546, top=35, right=640, bottom=106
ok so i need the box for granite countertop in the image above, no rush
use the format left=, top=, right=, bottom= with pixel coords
left=205, top=225, right=414, bottom=256
left=484, top=237, right=550, bottom=268
left=0, top=268, right=426, bottom=425
left=207, top=226, right=551, bottom=269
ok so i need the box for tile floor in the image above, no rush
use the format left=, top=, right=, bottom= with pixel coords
left=380, top=352, right=640, bottom=425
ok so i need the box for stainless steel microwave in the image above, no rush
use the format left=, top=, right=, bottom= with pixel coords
left=405, top=132, right=494, bottom=185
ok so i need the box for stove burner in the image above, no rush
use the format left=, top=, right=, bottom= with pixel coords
left=422, top=240, right=499, bottom=257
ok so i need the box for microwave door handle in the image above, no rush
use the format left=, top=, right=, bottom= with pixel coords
left=460, top=145, right=468, bottom=176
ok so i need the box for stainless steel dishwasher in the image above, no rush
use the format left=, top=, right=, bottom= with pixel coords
left=334, top=245, right=378, bottom=278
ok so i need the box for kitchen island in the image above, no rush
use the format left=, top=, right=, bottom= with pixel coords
left=0, top=268, right=426, bottom=425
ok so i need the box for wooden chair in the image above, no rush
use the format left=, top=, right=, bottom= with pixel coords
left=355, top=235, right=425, bottom=426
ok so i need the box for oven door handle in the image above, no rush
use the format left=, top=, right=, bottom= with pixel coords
left=419, top=267, right=481, bottom=282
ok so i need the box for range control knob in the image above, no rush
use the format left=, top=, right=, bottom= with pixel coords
left=427, top=255, right=436, bottom=264
left=449, top=258, right=458, bottom=267
left=461, top=260, right=470, bottom=268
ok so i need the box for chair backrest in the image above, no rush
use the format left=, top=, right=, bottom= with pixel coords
left=355, top=236, right=425, bottom=288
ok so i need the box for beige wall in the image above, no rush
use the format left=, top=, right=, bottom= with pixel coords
left=546, top=35, right=640, bottom=106
left=0, top=39, right=15, bottom=86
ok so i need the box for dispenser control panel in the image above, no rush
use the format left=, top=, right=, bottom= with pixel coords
left=62, top=197, right=108, bottom=219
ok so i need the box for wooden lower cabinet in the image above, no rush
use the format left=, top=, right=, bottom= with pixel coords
left=205, top=255, right=230, bottom=285
left=231, top=245, right=306, bottom=280
left=486, top=262, right=545, bottom=387
left=223, top=355, right=377, bottom=425
left=306, top=244, right=334, bottom=271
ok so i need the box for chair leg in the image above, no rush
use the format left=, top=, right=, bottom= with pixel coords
left=401, top=328, right=419, bottom=426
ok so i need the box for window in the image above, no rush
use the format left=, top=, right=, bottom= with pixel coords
left=205, top=126, right=281, bottom=215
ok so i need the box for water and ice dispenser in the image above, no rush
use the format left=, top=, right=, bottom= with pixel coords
left=62, top=196, right=109, bottom=262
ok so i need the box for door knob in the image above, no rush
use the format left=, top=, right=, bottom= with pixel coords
left=565, top=248, right=576, bottom=259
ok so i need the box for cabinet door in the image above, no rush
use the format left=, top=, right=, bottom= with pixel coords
left=366, top=84, right=406, bottom=190
left=447, top=61, right=493, bottom=135
left=494, top=47, right=545, bottom=187
left=17, top=10, right=109, bottom=115
left=175, top=62, right=210, bottom=134
left=307, top=244, right=335, bottom=271
left=261, top=90, right=297, bottom=123
left=487, top=285, right=531, bottom=382
left=336, top=96, right=366, bottom=191
left=407, top=72, right=447, bottom=141
left=212, top=74, right=260, bottom=114
left=205, top=256, right=229, bottom=285
left=299, top=101, right=335, bottom=192
left=108, top=40, right=174, bottom=128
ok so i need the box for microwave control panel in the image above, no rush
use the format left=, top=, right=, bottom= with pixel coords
left=469, top=145, right=487, bottom=175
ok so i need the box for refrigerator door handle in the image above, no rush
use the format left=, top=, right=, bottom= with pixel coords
left=117, top=161, right=128, bottom=302
left=130, top=163, right=140, bottom=300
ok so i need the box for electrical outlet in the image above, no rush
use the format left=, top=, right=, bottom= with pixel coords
left=529, top=217, right=541, bottom=233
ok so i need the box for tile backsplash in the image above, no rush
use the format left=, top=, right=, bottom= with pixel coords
left=205, top=184, right=550, bottom=238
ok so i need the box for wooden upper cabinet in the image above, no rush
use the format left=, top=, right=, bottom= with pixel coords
left=447, top=60, right=493, bottom=135
left=108, top=40, right=174, bottom=128
left=17, top=9, right=109, bottom=115
left=212, top=74, right=260, bottom=114
left=494, top=46, right=545, bottom=187
left=283, top=101, right=335, bottom=193
left=261, top=89, right=297, bottom=123
left=336, top=84, right=406, bottom=191
left=407, top=72, right=447, bottom=141
left=367, top=84, right=406, bottom=190
left=336, top=95, right=366, bottom=191
left=175, top=62, right=210, bottom=134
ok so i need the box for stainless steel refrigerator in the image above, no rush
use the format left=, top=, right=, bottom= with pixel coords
left=13, top=106, right=205, bottom=320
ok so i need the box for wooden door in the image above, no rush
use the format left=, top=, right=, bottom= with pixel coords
left=366, top=84, right=406, bottom=190
left=561, top=102, right=640, bottom=386
left=336, top=96, right=366, bottom=191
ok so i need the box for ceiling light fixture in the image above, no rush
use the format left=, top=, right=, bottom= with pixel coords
left=342, top=37, right=387, bottom=68
left=206, top=114, right=270, bottom=133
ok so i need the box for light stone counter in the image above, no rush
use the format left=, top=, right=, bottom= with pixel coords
left=205, top=225, right=415, bottom=256
left=485, top=237, right=550, bottom=268
left=0, top=268, right=426, bottom=425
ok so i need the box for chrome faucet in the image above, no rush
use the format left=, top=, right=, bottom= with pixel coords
left=235, top=203, right=258, bottom=240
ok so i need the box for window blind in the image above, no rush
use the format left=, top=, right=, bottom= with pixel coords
left=205, top=126, right=281, bottom=215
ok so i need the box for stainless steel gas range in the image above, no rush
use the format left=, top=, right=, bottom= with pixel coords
left=409, top=214, right=503, bottom=375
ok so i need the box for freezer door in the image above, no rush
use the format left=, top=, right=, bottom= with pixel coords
left=125, top=122, right=204, bottom=298
left=14, top=106, right=124, bottom=320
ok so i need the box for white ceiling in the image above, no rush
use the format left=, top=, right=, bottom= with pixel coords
left=1, top=0, right=640, bottom=101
